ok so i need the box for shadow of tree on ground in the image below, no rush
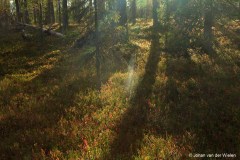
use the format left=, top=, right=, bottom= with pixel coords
left=154, top=51, right=240, bottom=155
left=106, top=31, right=161, bottom=159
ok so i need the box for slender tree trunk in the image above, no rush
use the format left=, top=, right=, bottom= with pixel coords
left=152, top=0, right=159, bottom=28
left=15, top=0, right=21, bottom=22
left=45, top=0, right=50, bottom=24
left=46, top=0, right=55, bottom=24
left=131, top=0, right=137, bottom=24
left=89, top=0, right=93, bottom=14
left=58, top=0, right=61, bottom=26
left=98, top=0, right=105, bottom=18
left=204, top=0, right=214, bottom=53
left=94, top=0, right=101, bottom=89
left=146, top=0, right=151, bottom=19
left=50, top=0, right=55, bottom=23
left=39, top=1, right=44, bottom=41
left=33, top=6, right=37, bottom=24
left=238, top=0, right=240, bottom=19
left=117, top=0, right=129, bottom=41
left=62, top=0, right=68, bottom=32
left=118, top=0, right=127, bottom=25
left=23, top=0, right=29, bottom=23
left=1, top=0, right=10, bottom=28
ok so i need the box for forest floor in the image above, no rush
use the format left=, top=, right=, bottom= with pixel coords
left=0, top=20, right=240, bottom=159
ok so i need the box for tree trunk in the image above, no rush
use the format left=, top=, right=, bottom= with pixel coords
left=146, top=0, right=151, bottom=19
left=45, top=0, right=54, bottom=24
left=117, top=0, right=129, bottom=41
left=50, top=0, right=55, bottom=23
left=39, top=1, right=44, bottom=41
left=62, top=0, right=68, bottom=32
left=131, top=0, right=137, bottom=24
left=152, top=0, right=159, bottom=28
left=15, top=0, right=21, bottom=22
left=33, top=6, right=37, bottom=24
left=45, top=0, right=50, bottom=24
left=204, top=0, right=214, bottom=53
left=98, top=0, right=105, bottom=18
left=94, top=0, right=101, bottom=89
left=239, top=0, right=240, bottom=19
left=58, top=0, right=61, bottom=26
left=0, top=0, right=10, bottom=28
left=23, top=0, right=30, bottom=23
left=118, top=0, right=127, bottom=25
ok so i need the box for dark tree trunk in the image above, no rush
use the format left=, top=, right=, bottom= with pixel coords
left=131, top=0, right=137, bottom=24
left=62, top=0, right=68, bottom=32
left=118, top=0, right=127, bottom=25
left=94, top=0, right=101, bottom=89
left=50, top=0, right=55, bottom=23
left=33, top=6, right=37, bottom=24
left=45, top=0, right=55, bottom=24
left=23, top=0, right=30, bottom=23
left=15, top=0, right=21, bottom=22
left=45, top=0, right=50, bottom=24
left=39, top=1, right=44, bottom=41
left=152, top=0, right=159, bottom=28
left=204, top=0, right=214, bottom=53
left=1, top=0, right=10, bottom=28
left=238, top=0, right=240, bottom=19
left=97, top=0, right=105, bottom=18
left=117, top=0, right=129, bottom=41
left=58, top=0, right=61, bottom=26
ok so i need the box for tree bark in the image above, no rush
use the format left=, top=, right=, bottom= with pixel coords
left=58, top=0, right=61, bottom=26
left=15, top=0, right=21, bottom=22
left=45, top=0, right=54, bottom=24
left=94, top=0, right=101, bottom=89
left=50, top=0, right=55, bottom=23
left=98, top=0, right=105, bottom=18
left=33, top=5, right=37, bottom=24
left=23, top=0, right=30, bottom=23
left=39, top=1, right=44, bottom=41
left=204, top=0, right=214, bottom=53
left=118, top=0, right=127, bottom=25
left=152, top=0, right=159, bottom=28
left=239, top=0, right=240, bottom=19
left=62, top=0, right=68, bottom=32
left=131, top=0, right=137, bottom=24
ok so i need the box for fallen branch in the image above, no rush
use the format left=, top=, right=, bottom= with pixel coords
left=17, top=23, right=65, bottom=38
